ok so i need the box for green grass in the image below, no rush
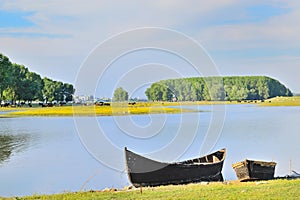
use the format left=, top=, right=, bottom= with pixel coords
left=2, top=179, right=299, bottom=200
left=259, top=96, right=300, bottom=106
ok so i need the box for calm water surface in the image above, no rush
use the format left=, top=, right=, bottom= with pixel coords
left=0, top=105, right=299, bottom=197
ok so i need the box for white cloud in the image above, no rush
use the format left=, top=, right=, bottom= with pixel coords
left=197, top=1, right=300, bottom=50
left=0, top=1, right=240, bottom=65
left=0, top=0, right=299, bottom=92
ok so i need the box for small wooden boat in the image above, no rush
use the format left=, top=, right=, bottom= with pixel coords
left=232, top=159, right=276, bottom=181
left=125, top=147, right=226, bottom=187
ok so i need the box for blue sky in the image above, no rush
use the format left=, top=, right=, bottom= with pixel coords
left=0, top=10, right=35, bottom=28
left=0, top=1, right=299, bottom=97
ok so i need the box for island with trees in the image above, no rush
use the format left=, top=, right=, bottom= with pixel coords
left=145, top=76, right=292, bottom=101
left=0, top=53, right=74, bottom=106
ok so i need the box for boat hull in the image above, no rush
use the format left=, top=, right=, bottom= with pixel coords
left=125, top=148, right=226, bottom=187
left=232, top=159, right=276, bottom=181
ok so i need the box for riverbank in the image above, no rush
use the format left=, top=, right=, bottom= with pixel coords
left=1, top=97, right=299, bottom=117
left=156, top=96, right=300, bottom=106
left=4, top=179, right=299, bottom=200
left=259, top=96, right=300, bottom=106
left=0, top=101, right=247, bottom=117
left=0, top=102, right=195, bottom=117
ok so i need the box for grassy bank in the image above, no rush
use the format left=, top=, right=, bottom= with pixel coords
left=259, top=96, right=300, bottom=106
left=4, top=179, right=300, bottom=200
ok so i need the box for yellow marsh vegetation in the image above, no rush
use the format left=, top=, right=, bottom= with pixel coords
left=1, top=102, right=192, bottom=117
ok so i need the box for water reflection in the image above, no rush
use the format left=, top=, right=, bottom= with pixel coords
left=0, top=134, right=30, bottom=164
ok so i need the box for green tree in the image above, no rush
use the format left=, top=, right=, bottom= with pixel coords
left=204, top=77, right=225, bottom=101
left=54, top=81, right=63, bottom=101
left=62, top=83, right=75, bottom=102
left=0, top=54, right=12, bottom=101
left=145, top=82, right=172, bottom=101
left=3, top=63, right=28, bottom=104
left=42, top=78, right=56, bottom=103
left=0, top=53, right=75, bottom=104
left=24, top=72, right=43, bottom=102
left=113, top=87, right=128, bottom=101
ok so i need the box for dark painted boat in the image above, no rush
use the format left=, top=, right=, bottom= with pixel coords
left=125, top=147, right=226, bottom=187
left=232, top=159, right=276, bottom=181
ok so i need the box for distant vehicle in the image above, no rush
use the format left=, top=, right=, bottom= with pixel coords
left=125, top=147, right=226, bottom=187
left=95, top=100, right=110, bottom=106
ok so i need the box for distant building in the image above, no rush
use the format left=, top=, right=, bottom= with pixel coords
left=73, top=95, right=112, bottom=104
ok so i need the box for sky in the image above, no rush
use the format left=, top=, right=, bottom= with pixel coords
left=0, top=0, right=300, bottom=98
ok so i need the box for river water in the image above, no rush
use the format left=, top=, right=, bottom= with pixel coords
left=0, top=104, right=299, bottom=197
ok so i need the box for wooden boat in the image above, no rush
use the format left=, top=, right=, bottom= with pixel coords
left=124, top=147, right=226, bottom=187
left=232, top=159, right=276, bottom=181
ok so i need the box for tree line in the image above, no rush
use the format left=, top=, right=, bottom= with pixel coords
left=145, top=76, right=293, bottom=101
left=0, top=53, right=75, bottom=104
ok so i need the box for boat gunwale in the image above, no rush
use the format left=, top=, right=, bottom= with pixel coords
left=232, top=159, right=277, bottom=169
left=125, top=147, right=226, bottom=166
